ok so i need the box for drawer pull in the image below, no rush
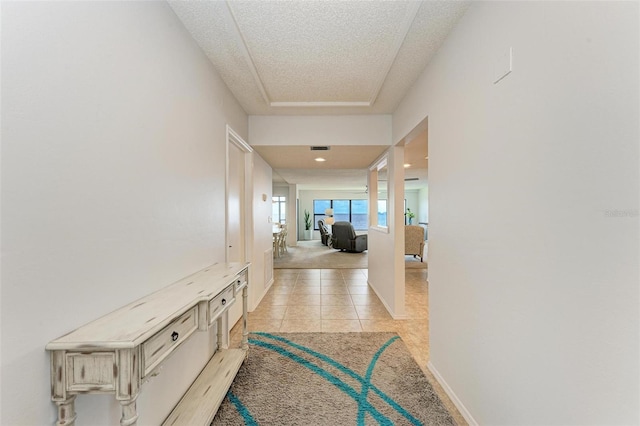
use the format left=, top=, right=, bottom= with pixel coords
left=221, top=299, right=227, bottom=306
left=171, top=331, right=179, bottom=342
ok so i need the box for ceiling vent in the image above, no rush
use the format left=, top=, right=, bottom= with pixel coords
left=310, top=146, right=330, bottom=151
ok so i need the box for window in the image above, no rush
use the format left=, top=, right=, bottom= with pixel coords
left=369, top=153, right=389, bottom=232
left=313, top=199, right=368, bottom=230
left=313, top=200, right=331, bottom=229
left=333, top=200, right=350, bottom=223
left=351, top=200, right=368, bottom=230
left=377, top=200, right=387, bottom=227
left=272, top=196, right=286, bottom=224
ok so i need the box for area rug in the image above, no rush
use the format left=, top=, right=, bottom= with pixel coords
left=275, top=240, right=428, bottom=270
left=212, top=332, right=454, bottom=426
left=405, top=256, right=428, bottom=270
left=274, top=241, right=368, bottom=269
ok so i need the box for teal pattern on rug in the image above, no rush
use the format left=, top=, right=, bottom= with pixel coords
left=227, top=391, right=258, bottom=426
left=212, top=332, right=455, bottom=425
left=230, top=332, right=423, bottom=426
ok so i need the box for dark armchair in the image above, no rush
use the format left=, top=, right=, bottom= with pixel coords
left=331, top=221, right=367, bottom=253
left=318, top=219, right=331, bottom=246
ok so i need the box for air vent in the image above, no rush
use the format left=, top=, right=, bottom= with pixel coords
left=310, top=146, right=330, bottom=151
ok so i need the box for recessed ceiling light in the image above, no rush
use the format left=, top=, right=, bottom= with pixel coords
left=315, top=157, right=326, bottom=162
left=404, top=163, right=411, bottom=168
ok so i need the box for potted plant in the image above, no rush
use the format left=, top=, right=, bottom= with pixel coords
left=406, top=208, right=415, bottom=225
left=303, top=209, right=312, bottom=240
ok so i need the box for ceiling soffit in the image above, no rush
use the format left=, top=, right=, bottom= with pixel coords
left=226, top=1, right=421, bottom=108
left=252, top=145, right=388, bottom=169
left=168, top=1, right=470, bottom=115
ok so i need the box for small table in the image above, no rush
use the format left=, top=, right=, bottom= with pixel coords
left=46, top=262, right=250, bottom=426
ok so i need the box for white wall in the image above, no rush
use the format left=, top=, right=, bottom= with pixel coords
left=250, top=153, right=274, bottom=305
left=249, top=115, right=391, bottom=146
left=273, top=185, right=289, bottom=198
left=1, top=2, right=248, bottom=424
left=417, top=187, right=428, bottom=224
left=367, top=147, right=406, bottom=318
left=403, top=189, right=420, bottom=224
left=393, top=1, right=639, bottom=424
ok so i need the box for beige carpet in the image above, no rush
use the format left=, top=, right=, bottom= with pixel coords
left=274, top=240, right=367, bottom=269
left=212, top=332, right=454, bottom=425
left=406, top=255, right=428, bottom=269
left=274, top=240, right=427, bottom=270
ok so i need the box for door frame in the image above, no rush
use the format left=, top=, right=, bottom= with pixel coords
left=225, top=125, right=253, bottom=264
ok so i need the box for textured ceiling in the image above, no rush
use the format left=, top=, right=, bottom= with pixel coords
left=168, top=0, right=470, bottom=115
left=168, top=0, right=458, bottom=189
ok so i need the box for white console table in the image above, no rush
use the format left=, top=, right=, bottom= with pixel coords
left=46, top=262, right=250, bottom=426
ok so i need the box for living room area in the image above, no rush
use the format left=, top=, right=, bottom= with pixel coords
left=272, top=186, right=428, bottom=270
left=270, top=128, right=429, bottom=271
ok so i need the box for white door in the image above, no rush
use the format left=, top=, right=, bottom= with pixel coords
left=227, top=141, right=244, bottom=264
left=227, top=133, right=246, bottom=328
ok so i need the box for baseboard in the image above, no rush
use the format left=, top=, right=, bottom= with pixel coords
left=367, top=279, right=408, bottom=320
left=427, top=361, right=478, bottom=426
left=251, top=277, right=273, bottom=311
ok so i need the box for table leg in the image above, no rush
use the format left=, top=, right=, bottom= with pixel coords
left=55, top=395, right=76, bottom=426
left=242, top=285, right=249, bottom=351
left=120, top=394, right=139, bottom=426
left=216, top=316, right=223, bottom=351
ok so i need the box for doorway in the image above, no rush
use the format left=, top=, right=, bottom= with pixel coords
left=398, top=115, right=429, bottom=361
left=226, top=125, right=252, bottom=327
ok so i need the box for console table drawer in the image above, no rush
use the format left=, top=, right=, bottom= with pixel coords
left=208, top=284, right=235, bottom=325
left=66, top=352, right=116, bottom=392
left=234, top=270, right=248, bottom=294
left=142, top=306, right=198, bottom=377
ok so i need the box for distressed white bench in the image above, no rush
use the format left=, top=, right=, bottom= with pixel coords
left=46, top=262, right=250, bottom=426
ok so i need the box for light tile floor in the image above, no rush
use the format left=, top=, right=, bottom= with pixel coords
left=230, top=267, right=467, bottom=425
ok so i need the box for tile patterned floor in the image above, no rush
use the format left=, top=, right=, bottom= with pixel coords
left=229, top=267, right=467, bottom=425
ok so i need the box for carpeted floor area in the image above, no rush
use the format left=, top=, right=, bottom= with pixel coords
left=212, top=332, right=454, bottom=426
left=274, top=240, right=367, bottom=269
left=274, top=240, right=427, bottom=270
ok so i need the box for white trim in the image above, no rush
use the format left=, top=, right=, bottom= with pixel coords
left=264, top=248, right=274, bottom=291
left=369, top=152, right=390, bottom=233
left=367, top=278, right=407, bottom=319
left=270, top=101, right=371, bottom=108
left=225, top=126, right=252, bottom=264
left=254, top=250, right=275, bottom=312
left=227, top=124, right=253, bottom=153
left=251, top=283, right=271, bottom=312
left=398, top=116, right=428, bottom=146
left=427, top=361, right=479, bottom=426
left=224, top=1, right=271, bottom=106
left=370, top=149, right=391, bottom=173
left=367, top=1, right=421, bottom=106
left=373, top=157, right=388, bottom=172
